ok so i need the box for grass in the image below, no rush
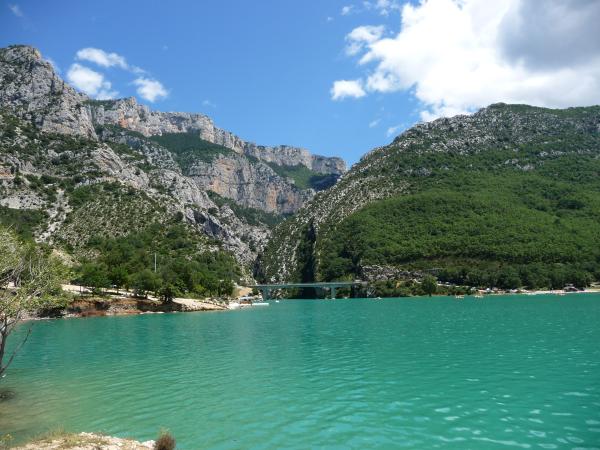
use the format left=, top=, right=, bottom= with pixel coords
left=149, top=132, right=235, bottom=172
left=265, top=162, right=338, bottom=191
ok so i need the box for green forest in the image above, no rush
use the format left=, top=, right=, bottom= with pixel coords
left=75, top=222, right=239, bottom=300
left=266, top=104, right=600, bottom=292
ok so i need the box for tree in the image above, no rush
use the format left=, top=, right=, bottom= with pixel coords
left=0, top=227, right=66, bottom=379
left=421, top=275, right=438, bottom=297
left=77, top=262, right=110, bottom=294
left=131, top=269, right=160, bottom=298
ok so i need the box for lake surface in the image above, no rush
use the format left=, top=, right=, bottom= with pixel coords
left=2, top=294, right=600, bottom=449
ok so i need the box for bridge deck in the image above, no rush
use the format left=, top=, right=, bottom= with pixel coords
left=250, top=281, right=365, bottom=300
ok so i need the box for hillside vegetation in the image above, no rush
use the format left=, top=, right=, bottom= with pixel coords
left=260, top=104, right=600, bottom=291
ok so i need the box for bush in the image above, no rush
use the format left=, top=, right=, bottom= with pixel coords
left=154, top=431, right=176, bottom=450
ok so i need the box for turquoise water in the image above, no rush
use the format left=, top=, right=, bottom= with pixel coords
left=1, top=294, right=600, bottom=449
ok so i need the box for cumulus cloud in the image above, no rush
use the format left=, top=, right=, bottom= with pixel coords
left=70, top=47, right=168, bottom=102
left=365, top=0, right=402, bottom=16
left=331, top=79, right=366, bottom=100
left=341, top=5, right=354, bottom=15
left=67, top=63, right=118, bottom=99
left=8, top=3, right=23, bottom=17
left=345, top=25, right=385, bottom=56
left=133, top=77, right=168, bottom=102
left=333, top=0, right=600, bottom=120
left=76, top=47, right=128, bottom=70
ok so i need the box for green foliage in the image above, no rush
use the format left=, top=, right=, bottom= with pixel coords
left=149, top=132, right=235, bottom=172
left=0, top=227, right=69, bottom=378
left=0, top=206, right=48, bottom=240
left=421, top=275, right=437, bottom=296
left=265, top=104, right=600, bottom=290
left=75, top=262, right=110, bottom=294
left=206, top=191, right=283, bottom=227
left=74, top=223, right=240, bottom=299
left=266, top=162, right=338, bottom=191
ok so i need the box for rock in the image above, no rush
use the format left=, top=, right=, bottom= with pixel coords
left=0, top=45, right=96, bottom=138
left=88, top=96, right=346, bottom=175
left=13, top=432, right=154, bottom=449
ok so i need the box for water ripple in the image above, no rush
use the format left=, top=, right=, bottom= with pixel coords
left=1, top=294, right=600, bottom=449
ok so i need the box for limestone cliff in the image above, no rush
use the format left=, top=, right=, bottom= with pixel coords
left=0, top=44, right=348, bottom=270
left=88, top=96, right=345, bottom=175
left=0, top=45, right=96, bottom=138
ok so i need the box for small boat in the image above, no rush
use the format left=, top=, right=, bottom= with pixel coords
left=454, top=295, right=465, bottom=299
left=228, top=302, right=240, bottom=310
left=252, top=302, right=269, bottom=307
left=275, top=300, right=280, bottom=303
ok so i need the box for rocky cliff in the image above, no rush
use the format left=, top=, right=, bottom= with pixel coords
left=0, top=44, right=347, bottom=270
left=88, top=96, right=345, bottom=175
left=0, top=45, right=96, bottom=138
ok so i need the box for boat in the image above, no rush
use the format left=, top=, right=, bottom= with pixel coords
left=454, top=295, right=464, bottom=299
left=228, top=302, right=240, bottom=310
left=252, top=302, right=269, bottom=307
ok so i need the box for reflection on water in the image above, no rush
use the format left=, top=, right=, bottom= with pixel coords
left=2, top=294, right=600, bottom=449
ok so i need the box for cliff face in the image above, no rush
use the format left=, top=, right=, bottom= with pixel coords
left=186, top=154, right=312, bottom=214
left=0, top=45, right=96, bottom=138
left=0, top=44, right=346, bottom=270
left=88, top=97, right=346, bottom=175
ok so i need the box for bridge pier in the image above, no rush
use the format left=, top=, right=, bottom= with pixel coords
left=330, top=287, right=337, bottom=299
left=260, top=288, right=270, bottom=301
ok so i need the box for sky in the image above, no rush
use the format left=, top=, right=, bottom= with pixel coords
left=2, top=0, right=600, bottom=165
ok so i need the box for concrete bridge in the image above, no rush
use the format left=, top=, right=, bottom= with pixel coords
left=251, top=281, right=366, bottom=300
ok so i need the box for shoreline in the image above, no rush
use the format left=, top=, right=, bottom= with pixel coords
left=25, top=287, right=600, bottom=321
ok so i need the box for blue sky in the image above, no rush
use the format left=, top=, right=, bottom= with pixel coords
left=3, top=1, right=600, bottom=165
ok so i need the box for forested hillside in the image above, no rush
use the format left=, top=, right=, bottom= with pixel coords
left=259, top=104, right=600, bottom=291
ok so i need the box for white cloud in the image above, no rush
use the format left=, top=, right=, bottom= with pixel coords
left=133, top=77, right=168, bottom=102
left=386, top=123, right=405, bottom=137
left=369, top=118, right=380, bottom=128
left=71, top=47, right=169, bottom=102
left=76, top=48, right=128, bottom=69
left=333, top=0, right=600, bottom=120
left=67, top=63, right=118, bottom=99
left=331, top=79, right=366, bottom=100
left=345, top=25, right=385, bottom=56
left=372, top=0, right=401, bottom=16
left=8, top=3, right=22, bottom=17
left=341, top=5, right=354, bottom=15
left=202, top=99, right=216, bottom=108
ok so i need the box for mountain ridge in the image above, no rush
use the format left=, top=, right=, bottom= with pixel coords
left=259, top=103, right=600, bottom=292
left=0, top=44, right=346, bottom=273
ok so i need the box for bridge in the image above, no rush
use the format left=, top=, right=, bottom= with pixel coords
left=251, top=281, right=366, bottom=300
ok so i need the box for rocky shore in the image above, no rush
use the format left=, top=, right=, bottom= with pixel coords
left=14, top=432, right=154, bottom=450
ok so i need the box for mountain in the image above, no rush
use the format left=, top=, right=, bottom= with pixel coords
left=0, top=44, right=345, bottom=278
left=259, top=104, right=600, bottom=291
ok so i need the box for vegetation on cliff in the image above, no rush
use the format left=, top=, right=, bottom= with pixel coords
left=261, top=104, right=600, bottom=291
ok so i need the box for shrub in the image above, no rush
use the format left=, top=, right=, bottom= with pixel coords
left=154, top=430, right=176, bottom=450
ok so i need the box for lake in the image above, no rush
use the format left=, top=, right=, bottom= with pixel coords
left=2, top=294, right=600, bottom=449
